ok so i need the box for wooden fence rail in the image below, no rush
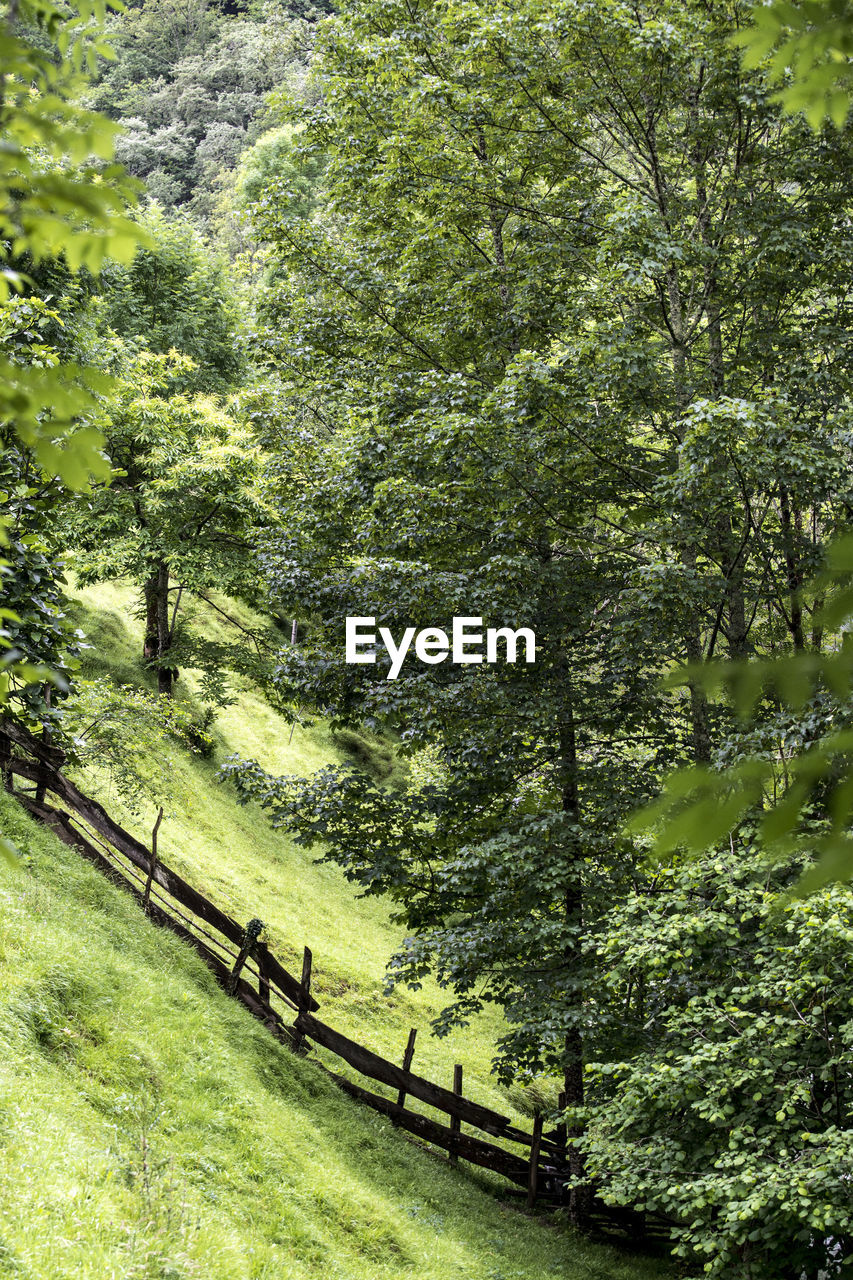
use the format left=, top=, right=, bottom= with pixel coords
left=0, top=720, right=576, bottom=1207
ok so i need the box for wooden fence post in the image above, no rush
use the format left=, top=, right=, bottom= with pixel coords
left=229, top=918, right=264, bottom=995
left=527, top=1113, right=543, bottom=1209
left=300, top=946, right=312, bottom=1006
left=142, top=806, right=164, bottom=914
left=395, top=1028, right=417, bottom=1112
left=291, top=946, right=313, bottom=1053
left=34, top=687, right=51, bottom=806
left=450, top=1064, right=463, bottom=1166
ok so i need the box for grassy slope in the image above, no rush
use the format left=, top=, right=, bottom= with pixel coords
left=64, top=579, right=529, bottom=1122
left=0, top=794, right=667, bottom=1280
left=0, top=576, right=671, bottom=1277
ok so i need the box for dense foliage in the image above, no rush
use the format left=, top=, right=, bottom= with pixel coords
left=223, top=0, right=853, bottom=1268
left=737, top=0, right=853, bottom=127
left=98, top=205, right=243, bottom=391
left=86, top=0, right=324, bottom=216
left=584, top=844, right=853, bottom=1278
left=0, top=0, right=145, bottom=730
left=68, top=350, right=273, bottom=698
left=0, top=0, right=141, bottom=486
left=5, top=0, right=853, bottom=1274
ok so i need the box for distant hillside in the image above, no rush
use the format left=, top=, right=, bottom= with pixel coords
left=86, top=0, right=324, bottom=218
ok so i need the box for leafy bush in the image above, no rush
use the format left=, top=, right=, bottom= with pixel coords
left=584, top=843, right=853, bottom=1279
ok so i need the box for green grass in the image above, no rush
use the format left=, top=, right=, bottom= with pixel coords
left=63, top=579, right=527, bottom=1120
left=0, top=797, right=668, bottom=1280
left=0, top=575, right=675, bottom=1277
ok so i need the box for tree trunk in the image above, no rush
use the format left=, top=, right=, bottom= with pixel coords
left=779, top=486, right=805, bottom=651
left=156, top=561, right=173, bottom=697
left=142, top=561, right=174, bottom=696
left=693, top=98, right=756, bottom=668
left=558, top=692, right=590, bottom=1225
left=725, top=536, right=750, bottom=659
left=665, top=262, right=713, bottom=764
left=0, top=730, right=13, bottom=793
left=143, top=572, right=160, bottom=662
left=696, top=158, right=753, bottom=662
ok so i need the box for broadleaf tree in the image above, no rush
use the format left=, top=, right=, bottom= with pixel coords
left=219, top=0, right=853, bottom=1265
left=67, top=349, right=274, bottom=698
left=0, top=0, right=144, bottom=487
left=0, top=0, right=142, bottom=867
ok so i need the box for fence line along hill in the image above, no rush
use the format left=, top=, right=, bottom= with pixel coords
left=0, top=716, right=660, bottom=1242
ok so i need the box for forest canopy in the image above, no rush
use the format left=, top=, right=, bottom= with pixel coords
left=4, top=0, right=853, bottom=1276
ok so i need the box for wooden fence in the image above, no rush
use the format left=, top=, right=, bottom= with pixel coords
left=0, top=718, right=575, bottom=1209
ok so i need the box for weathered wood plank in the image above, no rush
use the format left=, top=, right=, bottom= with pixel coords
left=8, top=755, right=318, bottom=1012
left=0, top=731, right=13, bottom=793
left=0, top=718, right=65, bottom=767
left=293, top=1011, right=558, bottom=1152
left=320, top=1066, right=533, bottom=1186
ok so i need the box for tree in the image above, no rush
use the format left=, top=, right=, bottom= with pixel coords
left=226, top=0, right=853, bottom=1263
left=68, top=349, right=272, bottom=697
left=631, top=0, right=853, bottom=887
left=98, top=205, right=243, bottom=393
left=87, top=0, right=317, bottom=215
left=583, top=841, right=853, bottom=1279
left=237, top=123, right=325, bottom=224
left=0, top=297, right=88, bottom=727
left=0, top=0, right=143, bottom=866
left=0, top=0, right=142, bottom=487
